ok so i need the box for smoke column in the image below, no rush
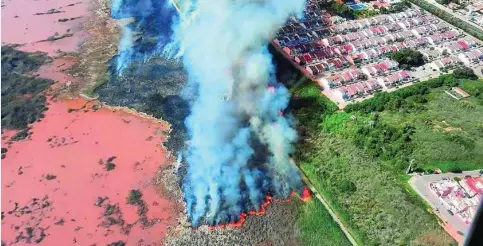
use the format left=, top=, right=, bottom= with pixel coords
left=111, top=0, right=178, bottom=74
left=112, top=0, right=306, bottom=226
left=171, top=0, right=307, bottom=226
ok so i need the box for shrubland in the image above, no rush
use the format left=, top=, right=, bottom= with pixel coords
left=287, top=74, right=483, bottom=245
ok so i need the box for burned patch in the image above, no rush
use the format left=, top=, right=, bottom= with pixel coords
left=95, top=57, right=189, bottom=154
left=165, top=199, right=302, bottom=246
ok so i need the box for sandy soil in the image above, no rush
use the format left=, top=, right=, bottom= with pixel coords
left=1, top=0, right=180, bottom=245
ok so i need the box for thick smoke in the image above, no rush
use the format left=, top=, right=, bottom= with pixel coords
left=171, top=0, right=306, bottom=226
left=111, top=0, right=178, bottom=73
left=112, top=0, right=306, bottom=226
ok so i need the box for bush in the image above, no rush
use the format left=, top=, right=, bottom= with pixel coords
left=127, top=190, right=143, bottom=205
left=449, top=166, right=463, bottom=173
left=337, top=180, right=357, bottom=193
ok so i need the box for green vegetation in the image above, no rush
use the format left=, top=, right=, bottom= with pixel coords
left=380, top=1, right=411, bottom=14
left=345, top=74, right=456, bottom=113
left=10, top=129, right=30, bottom=141
left=288, top=75, right=475, bottom=244
left=330, top=2, right=380, bottom=19
left=296, top=199, right=352, bottom=246
left=45, top=174, right=57, bottom=180
left=82, top=76, right=108, bottom=99
left=454, top=67, right=478, bottom=80
left=270, top=47, right=351, bottom=245
left=409, top=0, right=483, bottom=41
left=331, top=2, right=352, bottom=17
left=352, top=9, right=379, bottom=19
left=1, top=46, right=53, bottom=137
left=107, top=241, right=125, bottom=246
left=344, top=75, right=483, bottom=172
left=436, top=0, right=450, bottom=4
left=127, top=189, right=143, bottom=205
left=391, top=48, right=426, bottom=69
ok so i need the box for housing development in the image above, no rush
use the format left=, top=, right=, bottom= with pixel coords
left=273, top=0, right=483, bottom=107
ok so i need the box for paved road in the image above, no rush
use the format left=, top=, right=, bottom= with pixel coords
left=409, top=171, right=482, bottom=235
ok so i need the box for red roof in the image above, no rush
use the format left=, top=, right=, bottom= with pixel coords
left=400, top=71, right=409, bottom=78
left=344, top=44, right=353, bottom=52
left=346, top=86, right=357, bottom=96
left=458, top=40, right=469, bottom=49
left=465, top=177, right=483, bottom=194
left=343, top=73, right=352, bottom=81
left=303, top=54, right=312, bottom=63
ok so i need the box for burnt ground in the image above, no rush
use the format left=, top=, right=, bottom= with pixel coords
left=95, top=57, right=189, bottom=153
left=156, top=162, right=303, bottom=246
left=165, top=200, right=303, bottom=246
left=93, top=43, right=311, bottom=244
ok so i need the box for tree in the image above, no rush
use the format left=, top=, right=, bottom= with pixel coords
left=391, top=48, right=425, bottom=69
left=436, top=0, right=450, bottom=4
left=332, top=2, right=352, bottom=16
left=453, top=67, right=477, bottom=80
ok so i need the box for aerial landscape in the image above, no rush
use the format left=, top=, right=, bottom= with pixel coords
left=1, top=0, right=483, bottom=245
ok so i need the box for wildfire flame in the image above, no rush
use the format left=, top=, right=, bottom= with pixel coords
left=300, top=186, right=312, bottom=202
left=209, top=187, right=312, bottom=230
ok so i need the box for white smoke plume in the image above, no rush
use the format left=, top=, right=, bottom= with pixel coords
left=166, top=0, right=307, bottom=226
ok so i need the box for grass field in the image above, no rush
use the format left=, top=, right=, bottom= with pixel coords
left=296, top=199, right=352, bottom=246
left=271, top=55, right=351, bottom=245
left=288, top=76, right=470, bottom=245
left=379, top=79, right=483, bottom=172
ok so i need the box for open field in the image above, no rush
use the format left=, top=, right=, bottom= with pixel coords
left=289, top=75, right=464, bottom=245
left=375, top=78, right=483, bottom=172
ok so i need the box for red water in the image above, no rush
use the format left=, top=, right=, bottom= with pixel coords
left=1, top=0, right=89, bottom=55
left=2, top=0, right=179, bottom=245
left=1, top=99, right=178, bottom=245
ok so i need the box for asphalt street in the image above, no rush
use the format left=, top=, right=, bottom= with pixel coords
left=410, top=170, right=482, bottom=235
